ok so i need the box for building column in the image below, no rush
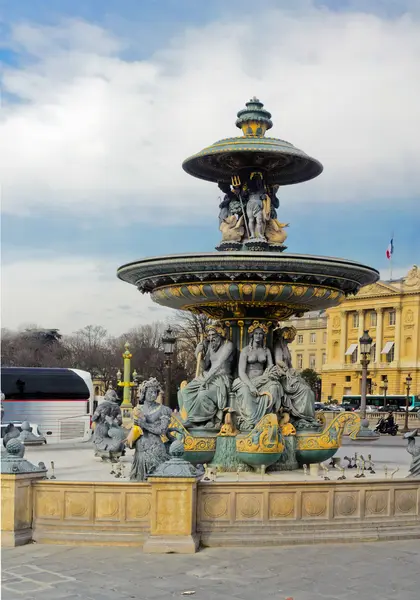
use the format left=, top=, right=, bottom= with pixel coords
left=394, top=306, right=402, bottom=362
left=357, top=309, right=365, bottom=343
left=339, top=310, right=347, bottom=364
left=375, top=308, right=383, bottom=365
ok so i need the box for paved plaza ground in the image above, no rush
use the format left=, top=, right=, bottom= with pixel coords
left=2, top=540, right=420, bottom=600
left=3, top=437, right=419, bottom=599
left=22, top=435, right=412, bottom=482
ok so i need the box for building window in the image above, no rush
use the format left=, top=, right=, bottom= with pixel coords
left=297, top=334, right=303, bottom=344
left=386, top=345, right=395, bottom=363
left=322, top=352, right=327, bottom=365
left=351, top=347, right=358, bottom=363
left=352, top=312, right=359, bottom=328
left=388, top=310, right=396, bottom=326
left=297, top=354, right=303, bottom=369
left=370, top=311, right=377, bottom=326
left=345, top=375, right=351, bottom=382
left=310, top=332, right=316, bottom=344
left=381, top=341, right=395, bottom=363
left=323, top=332, right=327, bottom=344
left=309, top=354, right=316, bottom=369
left=370, top=343, right=376, bottom=362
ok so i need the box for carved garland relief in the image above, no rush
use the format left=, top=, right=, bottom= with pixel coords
left=236, top=494, right=262, bottom=519
left=334, top=492, right=359, bottom=517
left=35, top=491, right=61, bottom=519
left=365, top=491, right=388, bottom=516
left=269, top=493, right=295, bottom=518
left=405, top=309, right=414, bottom=324
left=125, top=493, right=152, bottom=520
left=302, top=492, right=328, bottom=518
left=394, top=490, right=417, bottom=515
left=202, top=494, right=229, bottom=519
left=95, top=493, right=120, bottom=520
left=64, top=492, right=89, bottom=519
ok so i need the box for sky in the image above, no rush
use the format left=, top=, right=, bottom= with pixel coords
left=1, top=0, right=419, bottom=335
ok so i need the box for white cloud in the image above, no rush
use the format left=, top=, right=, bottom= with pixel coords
left=380, top=264, right=413, bottom=281
left=1, top=7, right=420, bottom=222
left=1, top=255, right=171, bottom=335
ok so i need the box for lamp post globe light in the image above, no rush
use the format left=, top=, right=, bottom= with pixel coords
left=359, top=330, right=373, bottom=420
left=402, top=373, right=413, bottom=434
left=162, top=326, right=177, bottom=408
left=315, top=379, right=321, bottom=403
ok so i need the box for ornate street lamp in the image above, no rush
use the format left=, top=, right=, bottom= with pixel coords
left=382, top=376, right=388, bottom=409
left=359, top=330, right=372, bottom=419
left=315, top=379, right=322, bottom=402
left=402, top=373, right=412, bottom=434
left=162, top=326, right=177, bottom=407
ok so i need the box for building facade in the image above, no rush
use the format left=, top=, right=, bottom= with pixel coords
left=282, top=266, right=420, bottom=402
left=280, top=310, right=327, bottom=373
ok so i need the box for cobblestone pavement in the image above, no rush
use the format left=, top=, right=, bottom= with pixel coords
left=2, top=540, right=419, bottom=600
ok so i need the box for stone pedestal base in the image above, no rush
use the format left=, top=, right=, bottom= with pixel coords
left=1, top=528, right=33, bottom=547
left=146, top=477, right=199, bottom=554
left=1, top=472, right=46, bottom=547
left=144, top=533, right=200, bottom=554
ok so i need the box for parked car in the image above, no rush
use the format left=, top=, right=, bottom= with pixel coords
left=314, top=402, right=325, bottom=411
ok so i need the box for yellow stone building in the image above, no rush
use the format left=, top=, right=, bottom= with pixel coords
left=282, top=265, right=420, bottom=403
left=281, top=310, right=328, bottom=373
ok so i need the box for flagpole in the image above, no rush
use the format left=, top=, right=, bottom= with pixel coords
left=389, top=232, right=394, bottom=281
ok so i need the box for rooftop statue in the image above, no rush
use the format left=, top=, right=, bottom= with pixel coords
left=178, top=322, right=235, bottom=429
left=91, top=387, right=126, bottom=461
left=232, top=321, right=283, bottom=432
left=127, top=377, right=172, bottom=481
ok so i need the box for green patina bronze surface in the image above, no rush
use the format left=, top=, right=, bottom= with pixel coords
left=182, top=98, right=323, bottom=185
left=117, top=98, right=377, bottom=475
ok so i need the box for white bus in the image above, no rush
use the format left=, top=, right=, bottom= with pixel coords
left=1, top=367, right=94, bottom=443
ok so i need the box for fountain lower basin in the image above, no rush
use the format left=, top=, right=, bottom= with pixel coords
left=118, top=252, right=379, bottom=320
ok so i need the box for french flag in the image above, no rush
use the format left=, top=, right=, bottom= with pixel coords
left=386, top=239, right=394, bottom=260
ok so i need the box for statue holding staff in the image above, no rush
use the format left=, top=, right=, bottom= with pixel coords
left=177, top=322, right=234, bottom=429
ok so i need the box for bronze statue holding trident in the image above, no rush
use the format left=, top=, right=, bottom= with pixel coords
left=231, top=175, right=251, bottom=239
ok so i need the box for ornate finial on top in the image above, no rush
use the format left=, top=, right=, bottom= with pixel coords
left=123, top=341, right=132, bottom=359
left=236, top=98, right=273, bottom=138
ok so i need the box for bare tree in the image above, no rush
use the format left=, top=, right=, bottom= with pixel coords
left=172, top=312, right=212, bottom=379
left=64, top=325, right=118, bottom=388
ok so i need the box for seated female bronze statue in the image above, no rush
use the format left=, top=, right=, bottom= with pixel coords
left=232, top=321, right=283, bottom=432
